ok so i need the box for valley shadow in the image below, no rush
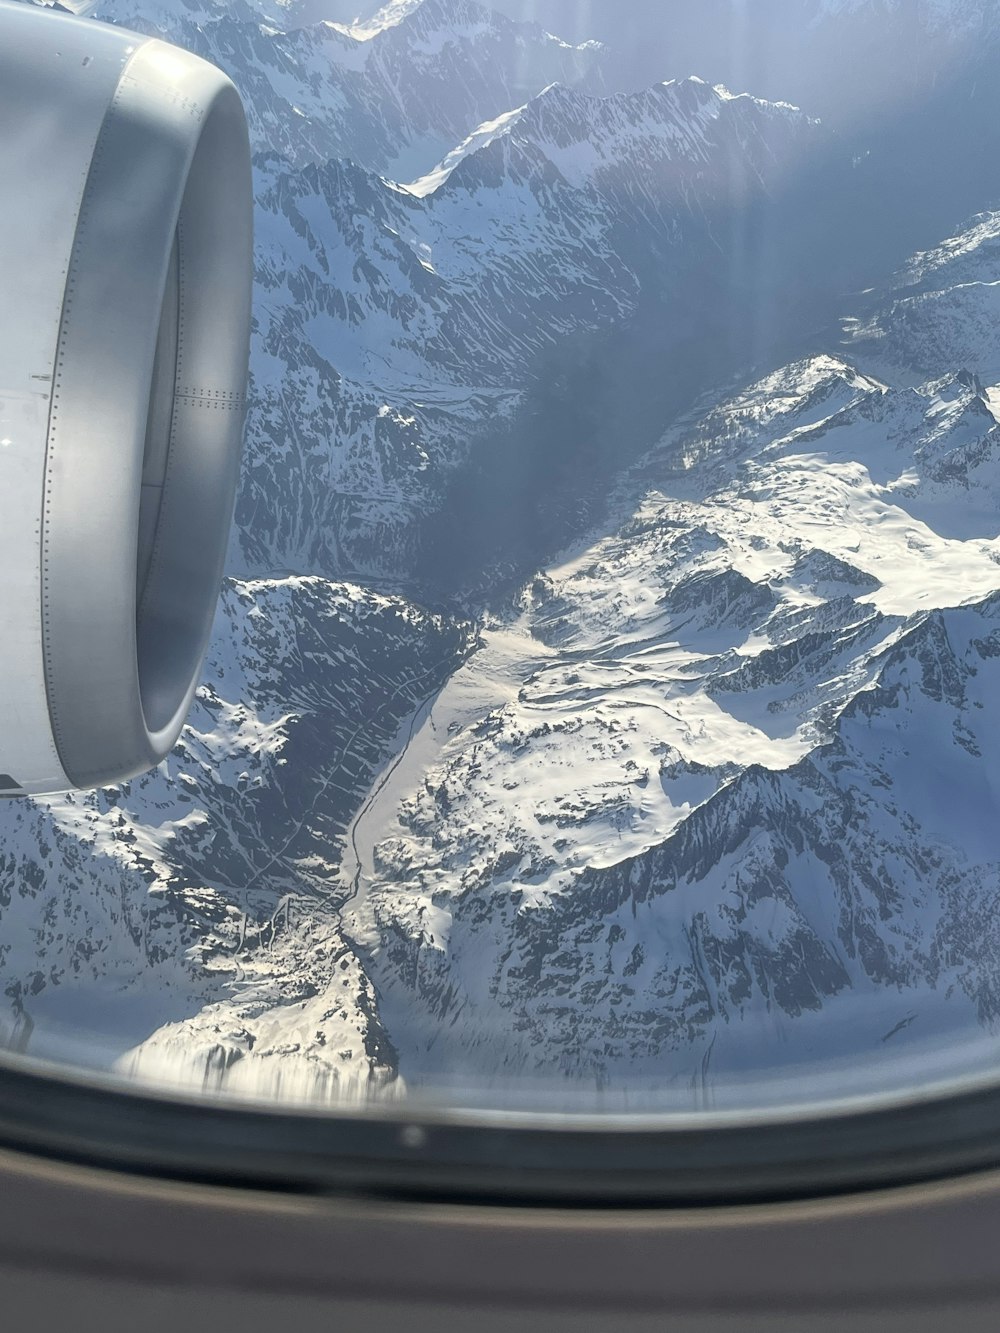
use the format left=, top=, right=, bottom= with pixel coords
left=415, top=45, right=1000, bottom=608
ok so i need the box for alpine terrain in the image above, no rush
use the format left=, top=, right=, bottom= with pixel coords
left=4, top=0, right=1000, bottom=1110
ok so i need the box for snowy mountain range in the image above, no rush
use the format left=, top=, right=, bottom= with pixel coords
left=4, top=0, right=1000, bottom=1109
left=91, top=0, right=604, bottom=177
left=481, top=0, right=1000, bottom=123
left=242, top=75, right=817, bottom=578
left=345, top=340, right=1000, bottom=1104
left=339, top=200, right=1000, bottom=1107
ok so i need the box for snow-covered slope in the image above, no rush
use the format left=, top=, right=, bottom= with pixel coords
left=407, top=77, right=805, bottom=195
left=240, top=78, right=816, bottom=578
left=845, top=211, right=1000, bottom=400
left=90, top=0, right=605, bottom=178
left=484, top=0, right=1000, bottom=117
left=0, top=576, right=473, bottom=1098
left=343, top=327, right=1000, bottom=1106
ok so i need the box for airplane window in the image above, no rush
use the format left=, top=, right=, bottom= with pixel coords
left=4, top=0, right=1000, bottom=1202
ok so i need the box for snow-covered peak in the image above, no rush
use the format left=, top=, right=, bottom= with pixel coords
left=406, top=101, right=527, bottom=197
left=843, top=209, right=1000, bottom=404
left=343, top=326, right=1000, bottom=1104
left=348, top=0, right=422, bottom=39
left=349, top=0, right=600, bottom=49
left=514, top=77, right=808, bottom=180
left=357, top=0, right=497, bottom=41
left=893, top=210, right=1000, bottom=293
left=410, top=76, right=812, bottom=196
left=90, top=0, right=605, bottom=178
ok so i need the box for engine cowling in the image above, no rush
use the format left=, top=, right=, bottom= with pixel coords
left=0, top=0, right=252, bottom=795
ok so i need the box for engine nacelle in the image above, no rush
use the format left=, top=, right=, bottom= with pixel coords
left=0, top=0, right=252, bottom=795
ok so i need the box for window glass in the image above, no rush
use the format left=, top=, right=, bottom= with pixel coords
left=5, top=0, right=1000, bottom=1118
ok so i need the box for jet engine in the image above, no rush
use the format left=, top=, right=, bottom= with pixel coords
left=0, top=0, right=252, bottom=795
